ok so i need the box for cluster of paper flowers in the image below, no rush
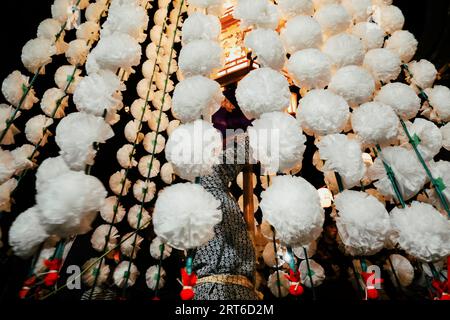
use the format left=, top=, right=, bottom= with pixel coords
left=9, top=160, right=107, bottom=258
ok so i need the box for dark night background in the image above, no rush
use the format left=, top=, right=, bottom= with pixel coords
left=0, top=0, right=449, bottom=303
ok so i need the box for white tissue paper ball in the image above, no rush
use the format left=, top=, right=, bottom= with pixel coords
left=351, top=22, right=385, bottom=51
left=280, top=16, right=323, bottom=54
left=114, top=261, right=140, bottom=288
left=35, top=156, right=70, bottom=193
left=248, top=112, right=306, bottom=174
left=441, top=123, right=450, bottom=151
left=9, top=207, right=48, bottom=258
left=260, top=176, right=324, bottom=247
left=407, top=59, right=437, bottom=90
left=341, top=0, right=371, bottom=23
left=328, top=65, right=375, bottom=107
left=384, top=254, right=414, bottom=287
left=335, top=190, right=392, bottom=256
left=120, top=232, right=144, bottom=259
left=101, top=2, right=149, bottom=41
left=25, top=115, right=53, bottom=145
left=399, top=118, right=442, bottom=161
left=146, top=265, right=166, bottom=290
left=286, top=49, right=331, bottom=90
left=149, top=237, right=172, bottom=260
left=181, top=12, right=221, bottom=44
left=82, top=258, right=110, bottom=287
left=372, top=5, right=405, bottom=35
left=36, top=171, right=107, bottom=237
left=236, top=68, right=290, bottom=119
left=351, top=102, right=399, bottom=145
left=73, top=70, right=123, bottom=117
left=375, top=82, right=421, bottom=119
left=55, top=112, right=114, bottom=170
left=165, top=119, right=222, bottom=181
left=178, top=40, right=223, bottom=77
left=425, top=85, right=450, bottom=121
left=21, top=38, right=56, bottom=73
left=314, top=4, right=351, bottom=37
left=385, top=30, right=418, bottom=63
left=153, top=183, right=222, bottom=250
left=244, top=29, right=286, bottom=71
left=297, top=89, right=350, bottom=136
left=54, top=65, right=82, bottom=94
left=86, top=32, right=141, bottom=74
left=390, top=202, right=450, bottom=262
left=233, top=0, right=280, bottom=30
left=277, top=0, right=314, bottom=19
left=268, top=271, right=290, bottom=298
left=363, top=48, right=401, bottom=83
left=66, top=39, right=89, bottom=66
left=300, top=259, right=326, bottom=288
left=91, top=224, right=119, bottom=252
left=317, top=134, right=366, bottom=189
left=368, top=146, right=427, bottom=201
left=323, top=34, right=365, bottom=69
left=41, top=87, right=69, bottom=119
left=2, top=71, right=39, bottom=110
left=100, top=196, right=126, bottom=224
left=172, top=76, right=223, bottom=123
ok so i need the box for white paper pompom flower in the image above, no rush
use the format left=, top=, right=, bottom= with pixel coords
left=317, top=134, right=366, bottom=189
left=335, top=190, right=392, bottom=256
left=286, top=49, right=332, bottom=90
left=244, top=29, right=286, bottom=71
left=375, top=82, right=421, bottom=120
left=153, top=183, right=222, bottom=250
left=351, top=102, right=399, bottom=146
left=328, top=65, right=375, bottom=108
left=260, top=175, right=324, bottom=247
left=236, top=68, right=291, bottom=119
left=280, top=16, right=323, bottom=54
left=248, top=112, right=307, bottom=174
left=165, top=119, right=222, bottom=181
left=178, top=39, right=223, bottom=77
left=297, top=89, right=350, bottom=136
left=172, top=76, right=223, bottom=123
